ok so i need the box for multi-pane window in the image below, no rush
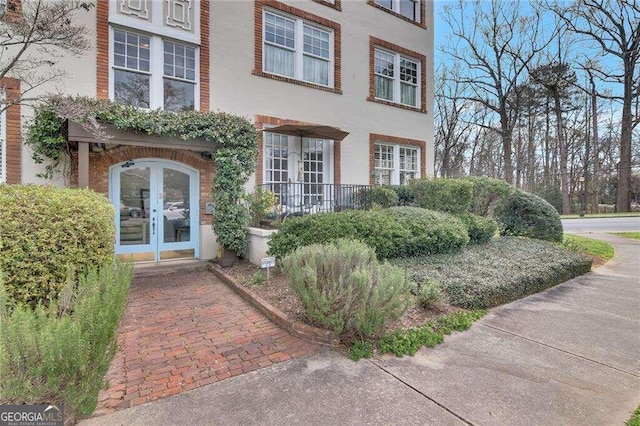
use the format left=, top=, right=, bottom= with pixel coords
left=374, top=47, right=419, bottom=107
left=263, top=11, right=333, bottom=87
left=113, top=29, right=151, bottom=108
left=399, top=147, right=418, bottom=184
left=374, top=143, right=420, bottom=185
left=264, top=133, right=289, bottom=204
left=163, top=41, right=197, bottom=111
left=112, top=28, right=198, bottom=111
left=374, top=0, right=419, bottom=22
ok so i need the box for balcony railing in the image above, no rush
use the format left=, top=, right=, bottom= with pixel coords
left=259, top=182, right=373, bottom=218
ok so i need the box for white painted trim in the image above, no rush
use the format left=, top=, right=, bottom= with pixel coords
left=109, top=0, right=200, bottom=45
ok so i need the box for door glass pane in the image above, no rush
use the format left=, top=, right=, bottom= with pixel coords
left=303, top=139, right=324, bottom=206
left=163, top=168, right=191, bottom=244
left=119, top=167, right=151, bottom=246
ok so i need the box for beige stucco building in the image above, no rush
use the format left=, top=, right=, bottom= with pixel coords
left=1, top=0, right=434, bottom=262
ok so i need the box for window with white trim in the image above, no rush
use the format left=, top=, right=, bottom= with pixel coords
left=374, top=0, right=419, bottom=22
left=374, top=143, right=420, bottom=185
left=264, top=133, right=289, bottom=203
left=263, top=10, right=334, bottom=87
left=112, top=27, right=198, bottom=111
left=374, top=47, right=420, bottom=107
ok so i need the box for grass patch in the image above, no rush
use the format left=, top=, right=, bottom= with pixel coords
left=351, top=310, right=486, bottom=360
left=611, top=232, right=640, bottom=240
left=392, top=237, right=592, bottom=310
left=628, top=405, right=640, bottom=426
left=562, top=233, right=615, bottom=261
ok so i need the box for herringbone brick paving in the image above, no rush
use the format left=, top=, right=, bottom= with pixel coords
left=93, top=271, right=318, bottom=416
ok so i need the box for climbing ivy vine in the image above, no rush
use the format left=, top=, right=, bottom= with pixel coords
left=26, top=96, right=257, bottom=255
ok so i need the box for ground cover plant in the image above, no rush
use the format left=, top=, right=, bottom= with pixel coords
left=391, top=237, right=592, bottom=309
left=628, top=405, right=640, bottom=426
left=562, top=234, right=615, bottom=261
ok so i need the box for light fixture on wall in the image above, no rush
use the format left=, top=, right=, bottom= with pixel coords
left=121, top=160, right=135, bottom=168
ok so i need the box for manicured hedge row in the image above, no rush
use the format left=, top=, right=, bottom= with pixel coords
left=268, top=207, right=469, bottom=260
left=408, top=178, right=473, bottom=214
left=0, top=185, right=115, bottom=306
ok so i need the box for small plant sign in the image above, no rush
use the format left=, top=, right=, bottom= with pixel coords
left=260, top=256, right=276, bottom=284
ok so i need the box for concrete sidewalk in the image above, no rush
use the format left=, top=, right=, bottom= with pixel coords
left=82, top=233, right=640, bottom=426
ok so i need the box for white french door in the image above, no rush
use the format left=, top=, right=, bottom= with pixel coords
left=110, top=159, right=199, bottom=262
left=264, top=134, right=333, bottom=212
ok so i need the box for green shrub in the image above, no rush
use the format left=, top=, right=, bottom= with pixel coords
left=0, top=262, right=132, bottom=421
left=0, top=185, right=115, bottom=307
left=461, top=176, right=513, bottom=216
left=457, top=213, right=497, bottom=244
left=246, top=187, right=278, bottom=227
left=358, top=186, right=399, bottom=208
left=268, top=207, right=469, bottom=260
left=408, top=178, right=474, bottom=214
left=267, top=210, right=409, bottom=260
left=494, top=191, right=563, bottom=242
left=384, top=207, right=469, bottom=255
left=282, top=240, right=411, bottom=340
left=389, top=185, right=415, bottom=206
left=414, top=278, right=448, bottom=311
left=534, top=184, right=563, bottom=214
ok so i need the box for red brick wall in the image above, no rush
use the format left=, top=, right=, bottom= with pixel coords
left=366, top=0, right=426, bottom=28
left=1, top=77, right=21, bottom=184
left=96, top=0, right=109, bottom=100
left=253, top=0, right=342, bottom=94
left=369, top=133, right=426, bottom=186
left=200, top=0, right=210, bottom=111
left=312, top=0, right=341, bottom=11
left=255, top=115, right=342, bottom=185
left=368, top=36, right=427, bottom=114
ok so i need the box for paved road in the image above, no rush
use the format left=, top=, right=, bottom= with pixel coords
left=562, top=216, right=640, bottom=233
left=82, top=233, right=640, bottom=426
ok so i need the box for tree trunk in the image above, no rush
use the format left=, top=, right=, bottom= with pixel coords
left=501, top=113, right=514, bottom=185
left=591, top=87, right=599, bottom=213
left=616, top=64, right=633, bottom=212
left=555, top=94, right=571, bottom=214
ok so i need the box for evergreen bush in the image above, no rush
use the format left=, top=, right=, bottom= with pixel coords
left=0, top=185, right=115, bottom=307
left=457, top=213, right=498, bottom=244
left=0, top=262, right=133, bottom=422
left=494, top=191, right=563, bottom=242
left=408, top=178, right=474, bottom=214
left=282, top=239, right=411, bottom=340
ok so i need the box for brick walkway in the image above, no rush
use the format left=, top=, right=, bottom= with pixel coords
left=94, top=271, right=318, bottom=416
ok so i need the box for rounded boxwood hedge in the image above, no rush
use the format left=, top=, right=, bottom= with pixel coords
left=408, top=178, right=474, bottom=214
left=457, top=213, right=498, bottom=244
left=0, top=185, right=115, bottom=307
left=267, top=207, right=469, bottom=260
left=493, top=191, right=563, bottom=242
left=383, top=207, right=469, bottom=255
left=268, top=210, right=409, bottom=260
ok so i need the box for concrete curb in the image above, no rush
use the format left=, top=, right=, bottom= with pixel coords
left=208, top=264, right=342, bottom=347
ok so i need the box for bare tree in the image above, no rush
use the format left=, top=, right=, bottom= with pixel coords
left=551, top=0, right=640, bottom=211
left=0, top=0, right=92, bottom=112
left=440, top=0, right=557, bottom=184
